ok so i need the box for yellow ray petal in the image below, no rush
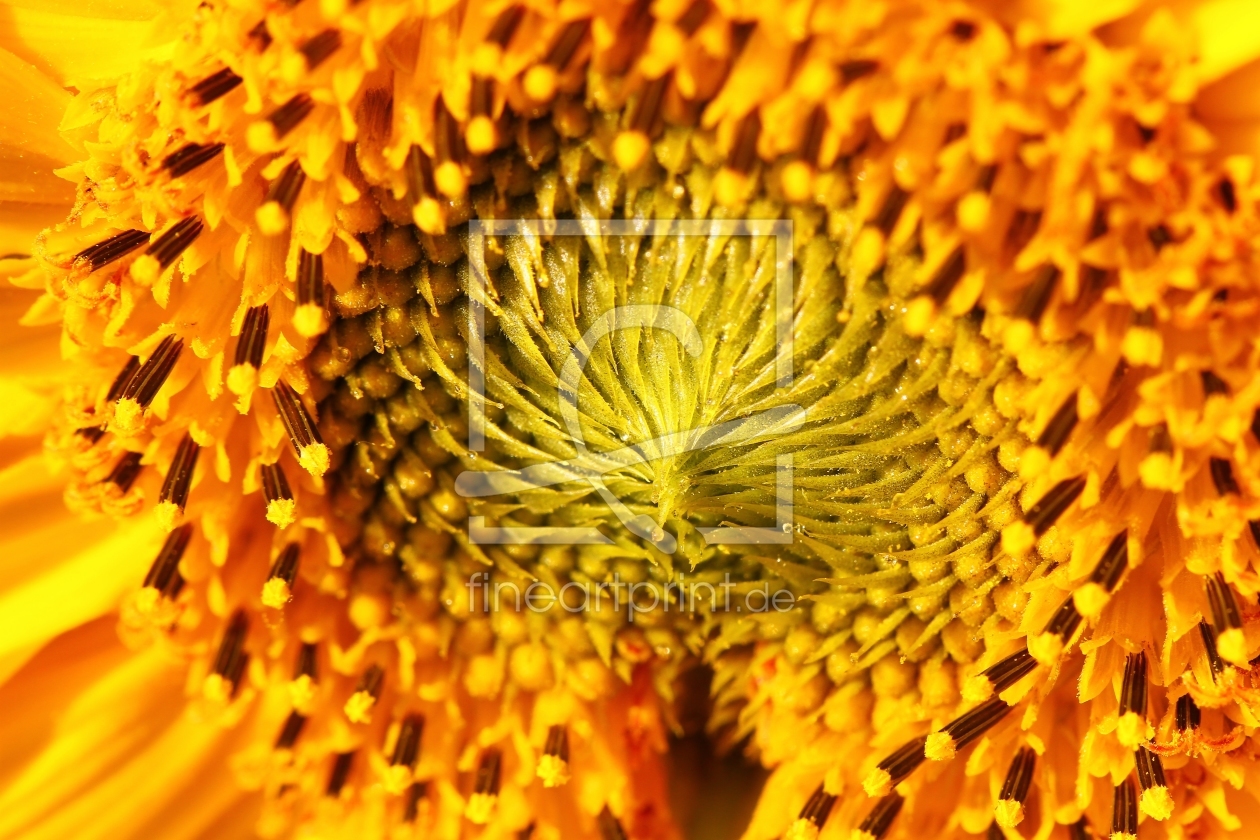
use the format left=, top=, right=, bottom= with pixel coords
left=0, top=47, right=76, bottom=162
left=0, top=6, right=160, bottom=87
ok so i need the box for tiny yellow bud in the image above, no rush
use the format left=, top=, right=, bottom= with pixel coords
left=344, top=689, right=377, bottom=724
left=129, top=254, right=161, bottom=286
left=903, top=295, right=936, bottom=337
left=465, top=116, right=498, bottom=155
left=613, top=131, right=651, bottom=171
left=256, top=201, right=290, bottom=236
left=523, top=65, right=557, bottom=103
left=1073, top=582, right=1109, bottom=621
left=465, top=792, right=497, bottom=824
left=1217, top=627, right=1249, bottom=667
left=261, top=577, right=293, bottom=609
left=536, top=754, right=570, bottom=788
left=780, top=160, right=814, bottom=203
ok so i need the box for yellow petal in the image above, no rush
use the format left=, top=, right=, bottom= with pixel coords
left=0, top=6, right=158, bottom=87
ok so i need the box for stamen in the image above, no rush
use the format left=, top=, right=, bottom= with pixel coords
left=517, top=824, right=536, bottom=840
left=205, top=610, right=249, bottom=702
left=1147, top=224, right=1172, bottom=253
left=1005, top=209, right=1041, bottom=258
left=925, top=245, right=966, bottom=303
left=262, top=543, right=300, bottom=608
left=1036, top=395, right=1078, bottom=457
left=391, top=715, right=424, bottom=768
left=73, top=229, right=149, bottom=272
left=156, top=434, right=199, bottom=529
left=522, top=19, right=590, bottom=103
left=76, top=427, right=106, bottom=445
left=950, top=19, right=977, bottom=40
left=544, top=19, right=589, bottom=70
left=1219, top=178, right=1238, bottom=212
left=248, top=20, right=271, bottom=49
left=1014, top=265, right=1059, bottom=323
left=142, top=523, right=193, bottom=599
left=344, top=663, right=384, bottom=723
left=274, top=711, right=307, bottom=750
left=1118, top=652, right=1147, bottom=719
left=431, top=100, right=467, bottom=196
left=1207, top=573, right=1248, bottom=665
left=598, top=806, right=627, bottom=840
left=1200, top=620, right=1225, bottom=679
left=261, top=462, right=296, bottom=528
left=873, top=187, right=909, bottom=236
left=784, top=783, right=836, bottom=839
left=1201, top=370, right=1229, bottom=396
left=537, top=724, right=571, bottom=787
left=1175, top=693, right=1201, bottom=731
left=131, top=218, right=203, bottom=284
left=964, top=648, right=1038, bottom=703
left=925, top=697, right=1012, bottom=761
left=840, top=59, right=879, bottom=83
left=234, top=305, right=270, bottom=370
left=487, top=5, right=525, bottom=48
left=300, top=29, right=342, bottom=69
left=1210, top=457, right=1239, bottom=495
left=272, top=381, right=330, bottom=476
left=403, top=782, right=427, bottom=822
left=291, top=249, right=328, bottom=337
left=1024, top=476, right=1085, bottom=535
left=162, top=143, right=225, bottom=178
left=1135, top=747, right=1173, bottom=820
left=613, top=75, right=669, bottom=170
left=863, top=736, right=927, bottom=796
left=189, top=68, right=243, bottom=105
left=295, top=642, right=317, bottom=680
left=1111, top=777, right=1138, bottom=840
left=105, top=451, right=144, bottom=492
left=257, top=162, right=306, bottom=234
left=854, top=791, right=904, bottom=840
left=1043, top=598, right=1082, bottom=641
left=115, top=335, right=183, bottom=431
left=994, top=747, right=1035, bottom=828
left=326, top=752, right=354, bottom=796
left=269, top=94, right=315, bottom=139
left=1091, top=532, right=1129, bottom=592
left=1068, top=818, right=1092, bottom=840
left=82, top=356, right=141, bottom=442
left=466, top=749, right=502, bottom=824
left=406, top=146, right=441, bottom=232
left=728, top=111, right=762, bottom=175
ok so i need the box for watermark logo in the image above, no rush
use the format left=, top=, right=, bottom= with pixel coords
left=456, top=219, right=797, bottom=553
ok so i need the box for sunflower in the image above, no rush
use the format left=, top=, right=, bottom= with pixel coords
left=5, top=0, right=1260, bottom=838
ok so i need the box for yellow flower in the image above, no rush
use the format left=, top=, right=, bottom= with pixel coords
left=7, top=1, right=1260, bottom=838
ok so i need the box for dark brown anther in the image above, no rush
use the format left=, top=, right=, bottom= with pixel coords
left=77, top=427, right=106, bottom=445
left=1111, top=777, right=1138, bottom=837
left=120, top=335, right=184, bottom=409
left=106, top=451, right=144, bottom=492
left=267, top=543, right=301, bottom=589
left=1135, top=747, right=1167, bottom=792
left=142, top=523, right=193, bottom=597
left=235, top=305, right=270, bottom=369
left=544, top=724, right=569, bottom=761
left=300, top=29, right=342, bottom=69
left=873, top=736, right=928, bottom=789
left=873, top=187, right=909, bottom=237
left=1206, top=573, right=1243, bottom=631
left=475, top=749, right=502, bottom=796
left=1199, top=621, right=1224, bottom=679
left=248, top=20, right=272, bottom=48
left=1043, top=598, right=1082, bottom=640
left=839, top=59, right=879, bottom=83
left=800, top=107, right=827, bottom=166
left=145, top=217, right=203, bottom=272
left=628, top=74, right=669, bottom=136
left=543, top=19, right=590, bottom=70
left=486, top=5, right=525, bottom=48
left=190, top=68, right=243, bottom=105
left=355, top=663, right=385, bottom=701
left=986, top=823, right=1003, bottom=840
left=297, top=249, right=325, bottom=307
left=1135, top=120, right=1157, bottom=144
left=1036, top=394, right=1078, bottom=456
left=265, top=161, right=306, bottom=214
left=433, top=98, right=465, bottom=166
left=1147, top=225, right=1172, bottom=253
left=1210, top=457, right=1239, bottom=496
left=1175, top=693, right=1201, bottom=731
left=272, top=381, right=325, bottom=452
left=391, top=715, right=425, bottom=768
left=158, top=434, right=200, bottom=512
left=516, top=823, right=536, bottom=840
left=162, top=143, right=225, bottom=178
left=1005, top=209, right=1042, bottom=257
left=1024, top=476, right=1086, bottom=535
left=1253, top=408, right=1260, bottom=444
left=1219, top=178, right=1238, bottom=213
left=1118, top=652, right=1148, bottom=718
left=857, top=791, right=904, bottom=839
left=1068, top=817, right=1092, bottom=840
left=975, top=164, right=998, bottom=193
left=677, top=0, right=710, bottom=34
left=326, top=752, right=354, bottom=796
left=728, top=110, right=761, bottom=175
left=274, top=711, right=307, bottom=750
left=294, top=642, right=318, bottom=680
left=106, top=356, right=142, bottom=403
left=1014, top=264, right=1060, bottom=323
left=943, top=122, right=966, bottom=145
left=358, top=88, right=393, bottom=141
left=998, top=747, right=1036, bottom=805
left=404, top=782, right=428, bottom=822
left=262, top=462, right=293, bottom=507
left=597, top=806, right=627, bottom=840
left=268, top=94, right=315, bottom=139
left=941, top=697, right=1014, bottom=752
left=798, top=783, right=837, bottom=828
left=1091, top=532, right=1129, bottom=592
left=469, top=77, right=492, bottom=117
left=950, top=19, right=977, bottom=40
left=406, top=146, right=436, bottom=199
left=925, top=245, right=966, bottom=303
left=1201, top=370, right=1229, bottom=396
left=212, top=610, right=249, bottom=688
left=74, top=230, right=149, bottom=272
left=1250, top=520, right=1260, bottom=550
left=982, top=648, right=1038, bottom=693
